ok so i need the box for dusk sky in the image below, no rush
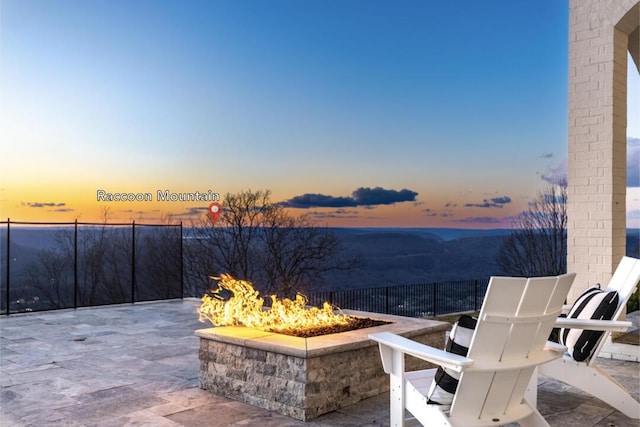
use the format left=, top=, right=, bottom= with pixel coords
left=1, top=0, right=639, bottom=228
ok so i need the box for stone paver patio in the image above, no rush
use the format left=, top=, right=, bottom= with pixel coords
left=1, top=300, right=638, bottom=426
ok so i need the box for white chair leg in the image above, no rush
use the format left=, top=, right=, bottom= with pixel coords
left=388, top=348, right=407, bottom=427
left=525, top=367, right=539, bottom=408
left=518, top=405, right=550, bottom=427
left=571, top=366, right=640, bottom=419
left=541, top=362, right=640, bottom=419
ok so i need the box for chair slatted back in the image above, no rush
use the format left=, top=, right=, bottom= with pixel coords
left=587, top=256, right=640, bottom=366
left=605, top=256, right=640, bottom=319
left=450, top=273, right=575, bottom=422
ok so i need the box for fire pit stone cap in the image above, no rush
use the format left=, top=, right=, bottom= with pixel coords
left=195, top=311, right=450, bottom=359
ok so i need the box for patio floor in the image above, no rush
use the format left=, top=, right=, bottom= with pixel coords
left=1, top=300, right=638, bottom=427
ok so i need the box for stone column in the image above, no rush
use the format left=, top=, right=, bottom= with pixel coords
left=567, top=0, right=639, bottom=301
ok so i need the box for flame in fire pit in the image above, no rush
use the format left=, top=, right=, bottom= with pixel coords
left=198, top=274, right=354, bottom=336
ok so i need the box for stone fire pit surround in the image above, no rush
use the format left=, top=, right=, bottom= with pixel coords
left=196, top=310, right=449, bottom=421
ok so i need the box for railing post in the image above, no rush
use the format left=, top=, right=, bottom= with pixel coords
left=474, top=279, right=479, bottom=311
left=432, top=283, right=437, bottom=316
left=74, top=220, right=78, bottom=309
left=131, top=220, right=136, bottom=304
left=180, top=221, right=184, bottom=299
left=5, top=218, right=10, bottom=315
left=385, top=286, right=389, bottom=314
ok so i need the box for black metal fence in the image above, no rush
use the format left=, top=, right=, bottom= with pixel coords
left=1, top=219, right=183, bottom=314
left=2, top=219, right=490, bottom=318
left=306, top=278, right=489, bottom=317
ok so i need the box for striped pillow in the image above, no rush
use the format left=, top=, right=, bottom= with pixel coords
left=560, top=285, right=619, bottom=362
left=426, top=315, right=477, bottom=409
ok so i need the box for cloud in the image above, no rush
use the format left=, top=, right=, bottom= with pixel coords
left=424, top=208, right=438, bottom=217
left=628, top=137, right=639, bottom=187
left=185, top=207, right=209, bottom=216
left=307, top=209, right=361, bottom=219
left=541, top=153, right=554, bottom=159
left=423, top=201, right=459, bottom=218
left=627, top=209, right=640, bottom=219
left=537, top=137, right=637, bottom=187
left=455, top=216, right=504, bottom=224
left=161, top=206, right=210, bottom=219
left=351, top=187, right=418, bottom=205
left=281, top=187, right=418, bottom=208
left=54, top=208, right=74, bottom=212
left=23, top=201, right=67, bottom=208
left=281, top=194, right=355, bottom=208
left=490, top=196, right=511, bottom=204
left=540, top=159, right=567, bottom=185
left=464, top=196, right=511, bottom=208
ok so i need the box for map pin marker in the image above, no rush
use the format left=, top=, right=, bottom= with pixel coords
left=208, top=202, right=222, bottom=224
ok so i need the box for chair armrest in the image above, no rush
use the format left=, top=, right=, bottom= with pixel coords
left=555, top=318, right=632, bottom=332
left=544, top=340, right=568, bottom=354
left=369, top=332, right=473, bottom=373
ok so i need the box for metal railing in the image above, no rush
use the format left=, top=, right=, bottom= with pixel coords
left=306, top=278, right=489, bottom=317
left=1, top=219, right=183, bottom=314
left=2, top=219, right=489, bottom=318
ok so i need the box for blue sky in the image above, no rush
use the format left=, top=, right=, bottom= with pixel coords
left=1, top=0, right=638, bottom=227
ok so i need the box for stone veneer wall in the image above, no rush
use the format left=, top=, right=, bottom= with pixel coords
left=198, top=328, right=445, bottom=421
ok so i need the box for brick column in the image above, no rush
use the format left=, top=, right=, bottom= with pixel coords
left=567, top=0, right=638, bottom=301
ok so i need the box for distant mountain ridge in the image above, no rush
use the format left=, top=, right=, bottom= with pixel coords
left=2, top=227, right=638, bottom=295
left=321, top=228, right=508, bottom=291
left=320, top=228, right=640, bottom=291
left=329, top=227, right=513, bottom=242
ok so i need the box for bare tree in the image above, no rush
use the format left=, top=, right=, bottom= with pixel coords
left=24, top=248, right=73, bottom=309
left=25, top=221, right=130, bottom=308
left=136, top=220, right=182, bottom=300
left=497, top=180, right=567, bottom=276
left=185, top=189, right=272, bottom=293
left=262, top=207, right=358, bottom=296
left=72, top=208, right=132, bottom=305
left=213, top=189, right=272, bottom=280
left=185, top=189, right=358, bottom=296
left=22, top=208, right=182, bottom=310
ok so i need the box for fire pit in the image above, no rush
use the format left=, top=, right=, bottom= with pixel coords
left=195, top=276, right=449, bottom=420
left=196, top=310, right=448, bottom=420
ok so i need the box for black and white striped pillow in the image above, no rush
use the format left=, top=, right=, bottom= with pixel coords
left=560, top=285, right=619, bottom=362
left=426, top=315, right=477, bottom=409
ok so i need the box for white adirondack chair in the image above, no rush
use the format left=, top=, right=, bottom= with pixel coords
left=537, top=256, right=640, bottom=419
left=369, top=273, right=576, bottom=427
